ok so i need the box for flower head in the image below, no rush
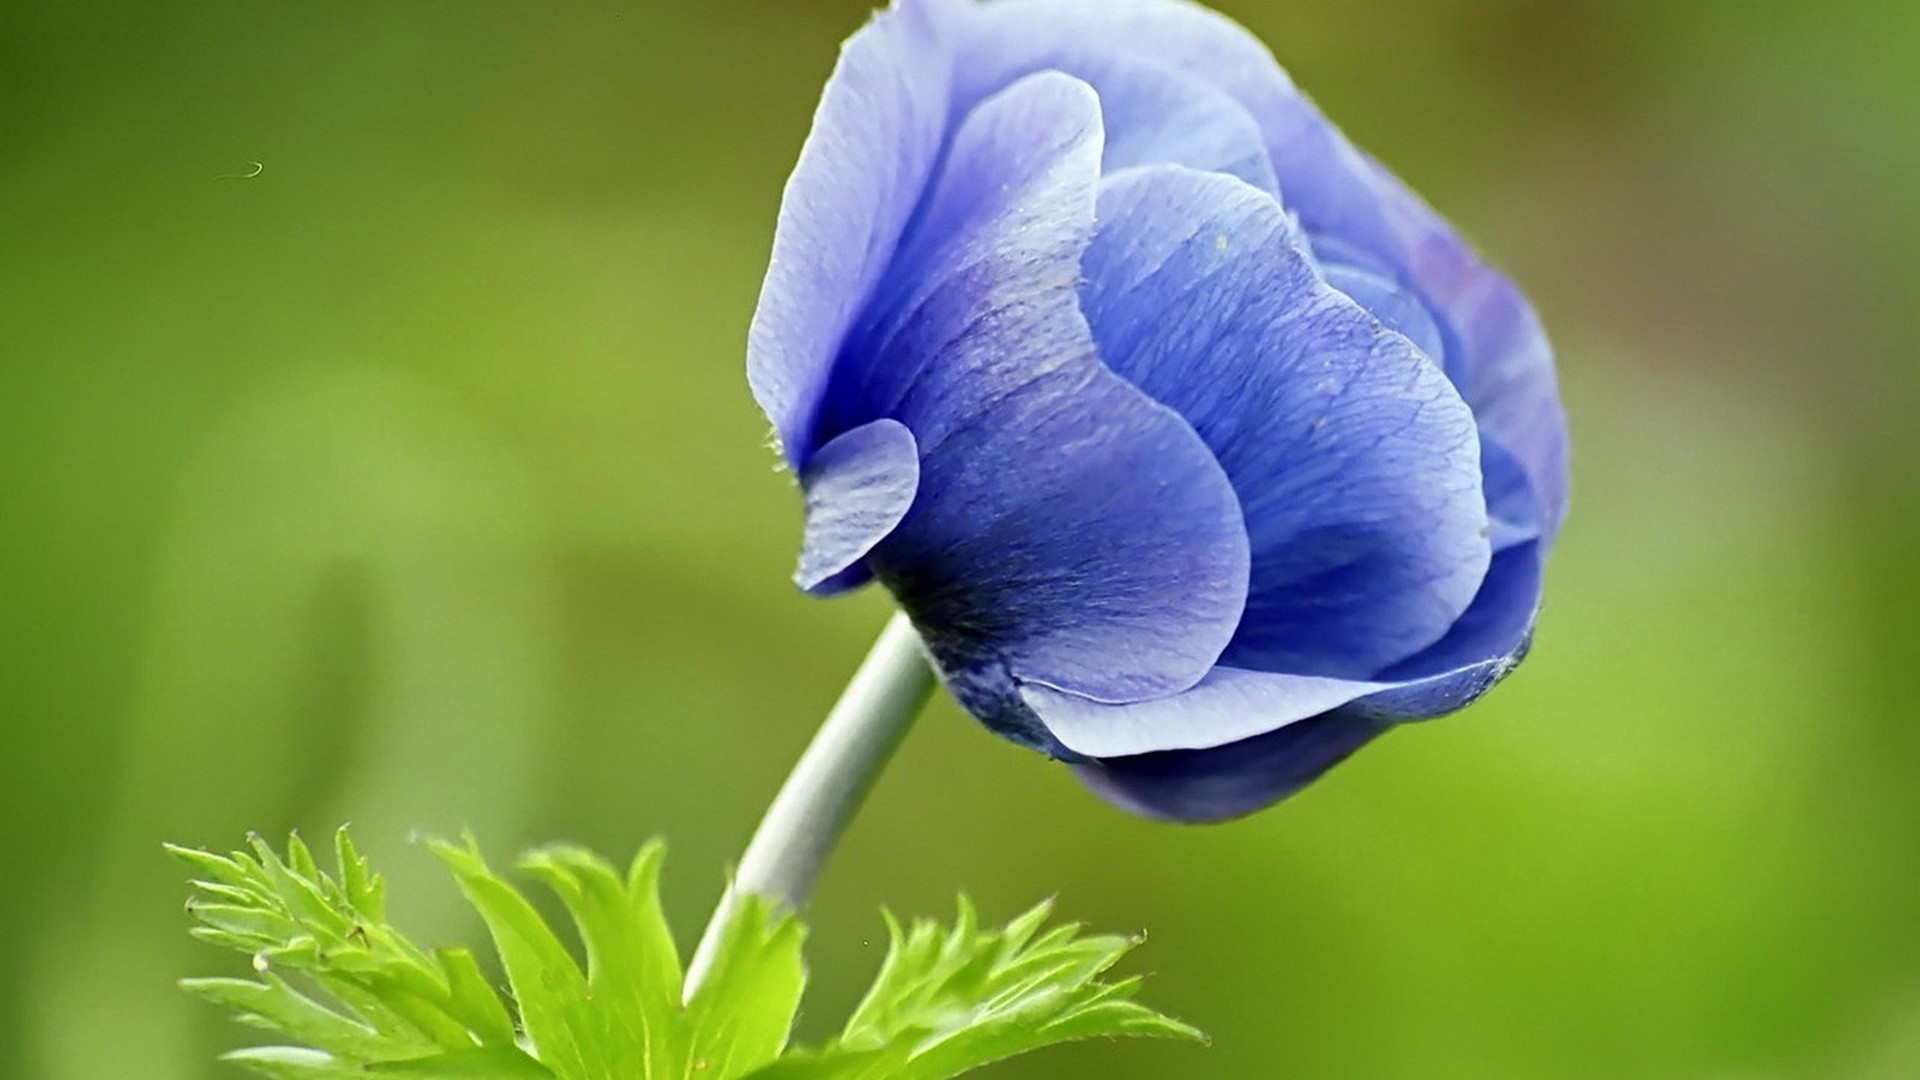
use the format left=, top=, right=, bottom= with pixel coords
left=749, top=0, right=1569, bottom=821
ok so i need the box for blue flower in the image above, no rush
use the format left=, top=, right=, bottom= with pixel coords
left=748, top=0, right=1569, bottom=821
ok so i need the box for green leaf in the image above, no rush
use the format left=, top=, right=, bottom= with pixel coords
left=220, top=1047, right=365, bottom=1080
left=221, top=1046, right=553, bottom=1080
left=184, top=902, right=303, bottom=943
left=518, top=843, right=689, bottom=1077
left=180, top=976, right=387, bottom=1061
left=804, top=899, right=1204, bottom=1080
left=336, top=828, right=385, bottom=919
left=734, top=1045, right=913, bottom=1080
left=180, top=830, right=1203, bottom=1080
left=177, top=832, right=542, bottom=1076
left=683, top=894, right=807, bottom=1080
left=248, top=833, right=355, bottom=938
left=168, top=843, right=260, bottom=891
left=367, top=1048, right=556, bottom=1078
left=427, top=837, right=596, bottom=1080
left=438, top=947, right=519, bottom=1048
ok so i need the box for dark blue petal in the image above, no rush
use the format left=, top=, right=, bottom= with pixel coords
left=1080, top=166, right=1490, bottom=683
left=746, top=0, right=963, bottom=468
left=1026, top=541, right=1543, bottom=759
left=1357, top=539, right=1543, bottom=717
left=1074, top=710, right=1390, bottom=823
left=796, top=419, right=919, bottom=595
left=833, top=74, right=1250, bottom=746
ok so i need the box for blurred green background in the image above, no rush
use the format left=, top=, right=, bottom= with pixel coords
left=4, top=1, right=1918, bottom=1077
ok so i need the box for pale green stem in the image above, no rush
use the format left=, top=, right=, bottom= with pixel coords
left=684, top=611, right=936, bottom=999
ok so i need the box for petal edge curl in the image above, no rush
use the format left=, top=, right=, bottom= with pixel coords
left=796, top=418, right=920, bottom=595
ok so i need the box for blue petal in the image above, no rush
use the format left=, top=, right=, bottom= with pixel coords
left=829, top=74, right=1250, bottom=745
left=944, top=33, right=1278, bottom=195
left=1317, top=261, right=1561, bottom=552
left=1356, top=539, right=1543, bottom=718
left=1479, top=434, right=1544, bottom=553
left=1040, top=543, right=1540, bottom=810
left=1074, top=710, right=1389, bottom=823
left=1091, top=57, right=1279, bottom=194
left=1343, top=155, right=1572, bottom=544
left=1320, top=261, right=1447, bottom=367
left=1080, top=166, right=1490, bottom=682
left=961, top=0, right=1335, bottom=220
left=746, top=0, right=963, bottom=468
left=961, top=0, right=1569, bottom=545
left=1026, top=541, right=1544, bottom=759
left=1024, top=666, right=1385, bottom=757
left=960, top=0, right=1302, bottom=125
left=796, top=419, right=919, bottom=595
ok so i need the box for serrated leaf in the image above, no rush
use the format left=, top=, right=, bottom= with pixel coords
left=428, top=838, right=595, bottom=1080
left=822, top=900, right=1203, bottom=1080
left=518, top=842, right=690, bottom=1077
left=287, top=832, right=322, bottom=884
left=221, top=1047, right=365, bottom=1080
left=190, top=926, right=277, bottom=953
left=336, top=828, right=385, bottom=919
left=168, top=843, right=260, bottom=891
left=181, top=977, right=388, bottom=1061
left=735, top=1044, right=913, bottom=1080
left=304, top=976, right=445, bottom=1059
left=438, top=947, right=519, bottom=1048
left=367, top=1047, right=553, bottom=1078
left=186, top=902, right=302, bottom=943
left=1034, top=997, right=1207, bottom=1044
left=180, top=832, right=520, bottom=1076
left=684, top=894, right=807, bottom=1080
left=183, top=830, right=1205, bottom=1080
left=350, top=968, right=485, bottom=1052
left=222, top=1046, right=551, bottom=1080
left=250, top=834, right=355, bottom=938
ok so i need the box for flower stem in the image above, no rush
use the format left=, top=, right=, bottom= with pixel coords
left=684, top=610, right=935, bottom=998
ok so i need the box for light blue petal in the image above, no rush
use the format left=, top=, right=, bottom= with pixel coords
left=796, top=419, right=919, bottom=595
left=1074, top=711, right=1390, bottom=823
left=962, top=0, right=1337, bottom=227
left=1092, top=58, right=1278, bottom=193
left=1082, top=166, right=1491, bottom=682
left=1478, top=434, right=1544, bottom=553
left=960, top=0, right=1303, bottom=131
left=1321, top=261, right=1447, bottom=367
left=945, top=32, right=1278, bottom=194
left=832, top=74, right=1250, bottom=743
left=1024, top=666, right=1386, bottom=758
left=746, top=0, right=963, bottom=468
left=1348, top=154, right=1571, bottom=543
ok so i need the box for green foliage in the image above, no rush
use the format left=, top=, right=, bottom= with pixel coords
left=175, top=831, right=1202, bottom=1080
left=742, top=899, right=1204, bottom=1080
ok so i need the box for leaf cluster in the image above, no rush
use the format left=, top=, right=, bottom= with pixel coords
left=174, top=831, right=1202, bottom=1080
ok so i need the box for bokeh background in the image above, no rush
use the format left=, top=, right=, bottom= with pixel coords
left=4, top=1, right=1918, bottom=1077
